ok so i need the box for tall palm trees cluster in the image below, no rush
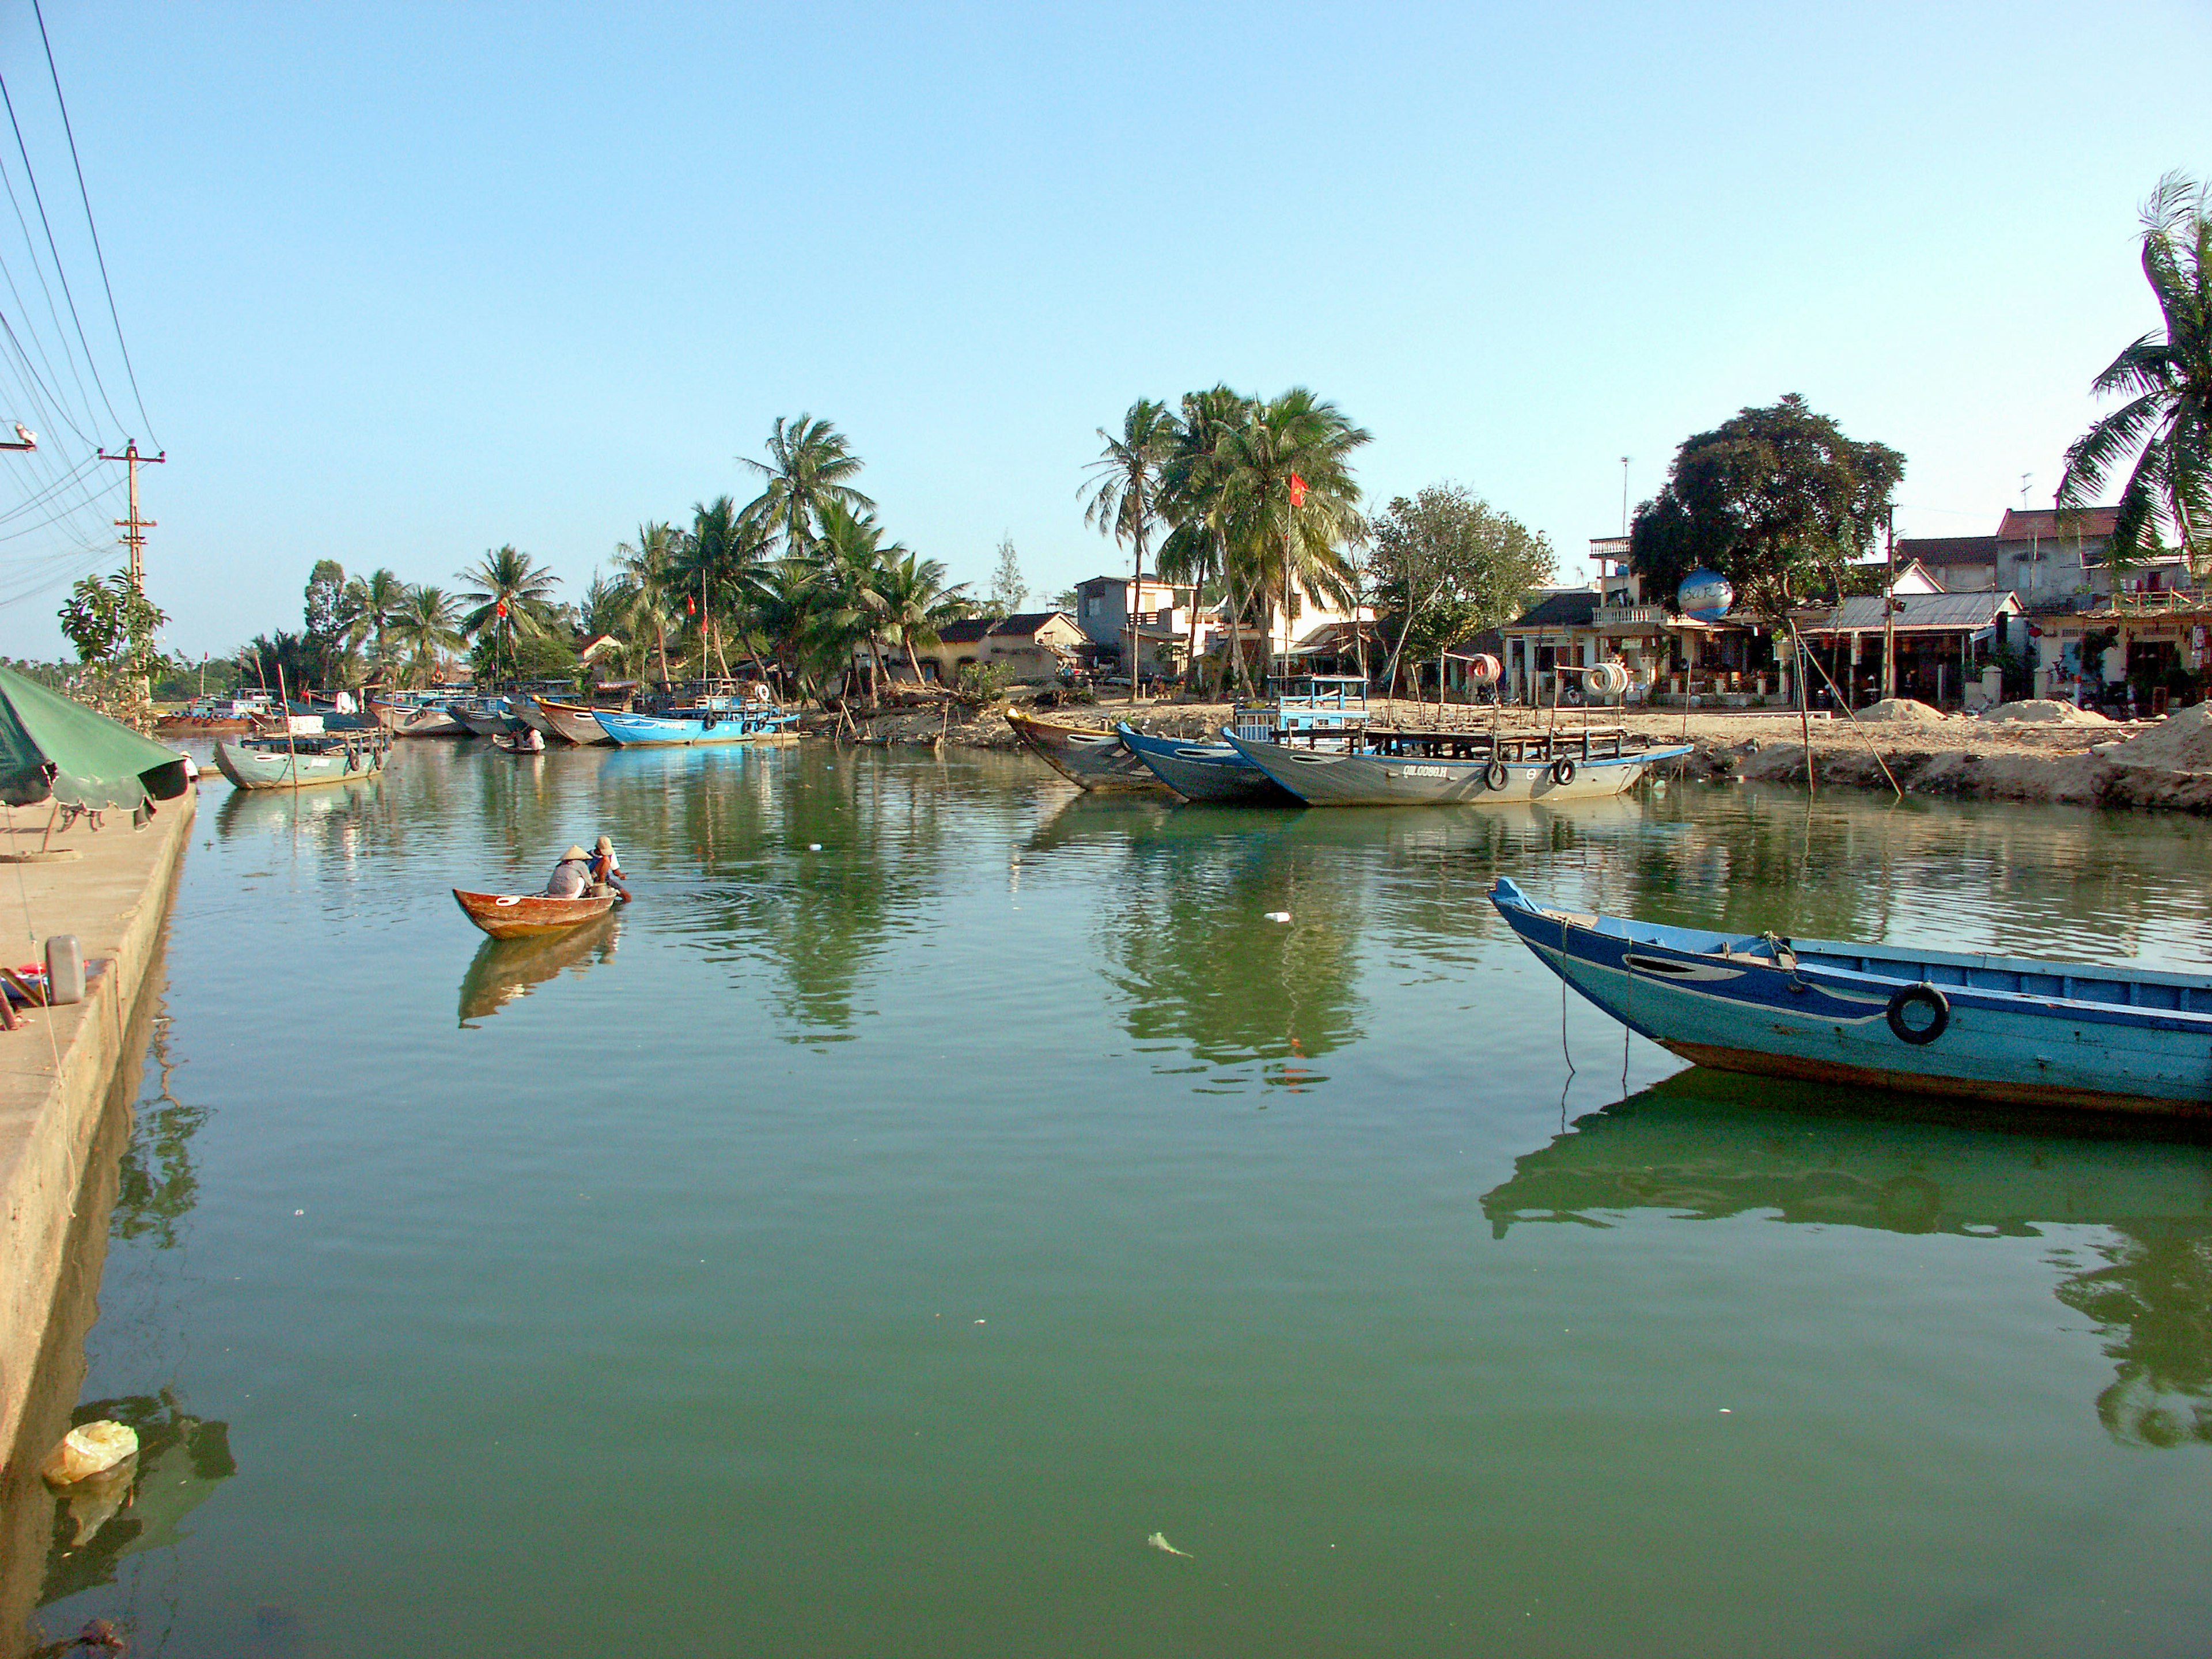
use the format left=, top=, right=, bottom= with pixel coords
left=291, top=416, right=974, bottom=697
left=1084, top=386, right=1369, bottom=696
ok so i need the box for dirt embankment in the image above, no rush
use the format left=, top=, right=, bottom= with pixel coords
left=813, top=694, right=2212, bottom=814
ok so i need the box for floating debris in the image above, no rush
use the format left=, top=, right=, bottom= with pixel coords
left=1146, top=1531, right=1192, bottom=1558
left=1264, top=911, right=1290, bottom=923
left=41, top=1420, right=137, bottom=1486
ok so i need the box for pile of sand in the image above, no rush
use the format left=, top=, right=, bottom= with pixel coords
left=1856, top=698, right=1948, bottom=724
left=1979, top=699, right=2113, bottom=725
left=2101, top=703, right=2212, bottom=772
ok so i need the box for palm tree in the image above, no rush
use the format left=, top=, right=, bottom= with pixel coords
left=812, top=501, right=905, bottom=700
left=1212, top=388, right=1371, bottom=684
left=1157, top=386, right=1252, bottom=694
left=1081, top=398, right=1178, bottom=700
left=387, top=585, right=464, bottom=685
left=875, top=549, right=962, bottom=684
left=739, top=415, right=875, bottom=562
left=339, top=567, right=406, bottom=679
left=2059, top=171, right=2212, bottom=569
left=456, top=545, right=562, bottom=683
left=676, top=495, right=774, bottom=678
left=578, top=571, right=650, bottom=680
left=613, top=520, right=683, bottom=687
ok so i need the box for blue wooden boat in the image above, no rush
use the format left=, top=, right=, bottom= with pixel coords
left=1490, top=876, right=2212, bottom=1118
left=1115, top=724, right=1297, bottom=805
left=594, top=704, right=798, bottom=747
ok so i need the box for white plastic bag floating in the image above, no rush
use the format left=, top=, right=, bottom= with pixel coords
left=41, top=1419, right=138, bottom=1486
left=1146, top=1531, right=1192, bottom=1558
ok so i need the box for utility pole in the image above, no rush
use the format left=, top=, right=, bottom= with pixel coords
left=98, top=440, right=165, bottom=589
left=1619, top=457, right=1631, bottom=536
left=1883, top=505, right=1897, bottom=703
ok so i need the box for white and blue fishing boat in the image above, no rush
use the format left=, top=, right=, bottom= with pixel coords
left=1115, top=724, right=1297, bottom=805
left=1225, top=723, right=1688, bottom=805
left=1490, top=876, right=2212, bottom=1118
left=594, top=702, right=798, bottom=747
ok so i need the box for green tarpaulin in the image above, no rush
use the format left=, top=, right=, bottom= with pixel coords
left=0, top=664, right=191, bottom=810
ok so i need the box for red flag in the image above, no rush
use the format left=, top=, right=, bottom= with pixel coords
left=686, top=596, right=696, bottom=616
left=1288, top=474, right=1308, bottom=507
left=494, top=600, right=507, bottom=619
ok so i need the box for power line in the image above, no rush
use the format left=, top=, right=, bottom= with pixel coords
left=0, top=65, right=123, bottom=438
left=0, top=154, right=99, bottom=440
left=32, top=0, right=155, bottom=448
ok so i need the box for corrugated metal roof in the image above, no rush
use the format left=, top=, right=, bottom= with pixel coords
left=1809, top=590, right=2018, bottom=632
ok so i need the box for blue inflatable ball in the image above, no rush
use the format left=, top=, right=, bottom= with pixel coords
left=1676, top=570, right=1734, bottom=623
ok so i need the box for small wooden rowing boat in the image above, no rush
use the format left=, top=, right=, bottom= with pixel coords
left=1490, top=876, right=2212, bottom=1118
left=452, top=887, right=619, bottom=939
left=1005, top=709, right=1167, bottom=791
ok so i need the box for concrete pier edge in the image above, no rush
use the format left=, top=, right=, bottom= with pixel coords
left=0, top=793, right=194, bottom=1470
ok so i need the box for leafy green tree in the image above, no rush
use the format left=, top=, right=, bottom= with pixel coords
left=387, top=585, right=464, bottom=684
left=740, top=415, right=874, bottom=562
left=1628, top=393, right=1904, bottom=620
left=877, top=548, right=964, bottom=683
left=987, top=535, right=1026, bottom=616
left=1082, top=399, right=1177, bottom=691
left=60, top=570, right=161, bottom=668
left=456, top=544, right=562, bottom=684
left=1369, top=484, right=1555, bottom=695
left=579, top=572, right=649, bottom=680
left=2059, top=171, right=2212, bottom=570
left=811, top=501, right=908, bottom=699
left=676, top=495, right=773, bottom=677
left=1212, top=388, right=1370, bottom=686
left=240, top=630, right=321, bottom=695
left=339, top=567, right=406, bottom=677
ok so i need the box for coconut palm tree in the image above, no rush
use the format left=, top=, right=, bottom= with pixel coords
left=740, top=415, right=875, bottom=562
left=613, top=519, right=683, bottom=687
left=1212, top=388, right=1370, bottom=683
left=339, top=567, right=407, bottom=679
left=1157, top=385, right=1252, bottom=694
left=811, top=501, right=906, bottom=700
left=457, top=546, right=561, bottom=683
left=2059, top=171, right=2212, bottom=568
left=387, top=585, right=465, bottom=685
left=875, top=549, right=963, bottom=684
left=675, top=496, right=774, bottom=677
left=1081, top=398, right=1178, bottom=699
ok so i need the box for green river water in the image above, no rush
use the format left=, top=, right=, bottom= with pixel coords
left=8, top=741, right=2212, bottom=1657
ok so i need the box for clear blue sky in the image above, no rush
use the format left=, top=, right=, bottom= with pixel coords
left=0, top=0, right=2205, bottom=660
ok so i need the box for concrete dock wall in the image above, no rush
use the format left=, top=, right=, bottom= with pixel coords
left=0, top=796, right=194, bottom=1471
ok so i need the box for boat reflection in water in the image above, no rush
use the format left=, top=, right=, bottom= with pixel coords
left=457, top=914, right=619, bottom=1028
left=1483, top=1070, right=2212, bottom=1448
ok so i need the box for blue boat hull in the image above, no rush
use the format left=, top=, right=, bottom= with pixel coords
left=1116, top=725, right=1297, bottom=805
left=594, top=709, right=797, bottom=747
left=1490, top=877, right=2212, bottom=1117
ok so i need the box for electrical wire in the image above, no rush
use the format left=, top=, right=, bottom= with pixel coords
left=0, top=65, right=123, bottom=438
left=0, top=151, right=99, bottom=442
left=32, top=1, right=156, bottom=448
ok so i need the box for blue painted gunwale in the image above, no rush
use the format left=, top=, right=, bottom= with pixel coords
left=594, top=708, right=797, bottom=747
left=1489, top=876, right=2212, bottom=1114
left=1115, top=724, right=1296, bottom=805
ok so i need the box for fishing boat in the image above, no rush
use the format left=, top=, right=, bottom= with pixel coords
left=453, top=698, right=522, bottom=738
left=213, top=732, right=387, bottom=790
left=1490, top=875, right=2212, bottom=1118
left=452, top=887, right=619, bottom=940
left=1005, top=708, right=1167, bottom=791
left=1115, top=724, right=1297, bottom=804
left=520, top=694, right=619, bottom=746
left=1222, top=722, right=1689, bottom=806
left=391, top=702, right=469, bottom=737
left=594, top=703, right=798, bottom=747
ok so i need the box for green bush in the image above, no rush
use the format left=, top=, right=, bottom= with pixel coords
left=953, top=662, right=1009, bottom=708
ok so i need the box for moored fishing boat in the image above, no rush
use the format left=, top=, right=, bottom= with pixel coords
left=1222, top=723, right=1688, bottom=805
left=453, top=698, right=522, bottom=738
left=1490, top=875, right=2212, bottom=1118
left=1005, top=708, right=1166, bottom=791
left=523, top=694, right=619, bottom=745
left=392, top=702, right=469, bottom=737
left=452, top=887, right=619, bottom=939
left=1115, top=724, right=1297, bottom=804
left=213, top=733, right=387, bottom=790
left=594, top=703, right=797, bottom=747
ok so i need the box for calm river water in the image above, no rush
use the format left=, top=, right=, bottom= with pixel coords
left=12, top=741, right=2212, bottom=1657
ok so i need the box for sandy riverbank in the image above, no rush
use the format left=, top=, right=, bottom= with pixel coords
left=817, top=694, right=2212, bottom=814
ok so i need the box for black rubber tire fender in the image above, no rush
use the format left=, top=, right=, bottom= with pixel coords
left=1483, top=760, right=1510, bottom=791
left=1550, top=757, right=1577, bottom=786
left=1886, top=982, right=1949, bottom=1046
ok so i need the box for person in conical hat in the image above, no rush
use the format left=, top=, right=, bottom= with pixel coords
left=587, top=835, right=630, bottom=902
left=545, top=844, right=594, bottom=899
